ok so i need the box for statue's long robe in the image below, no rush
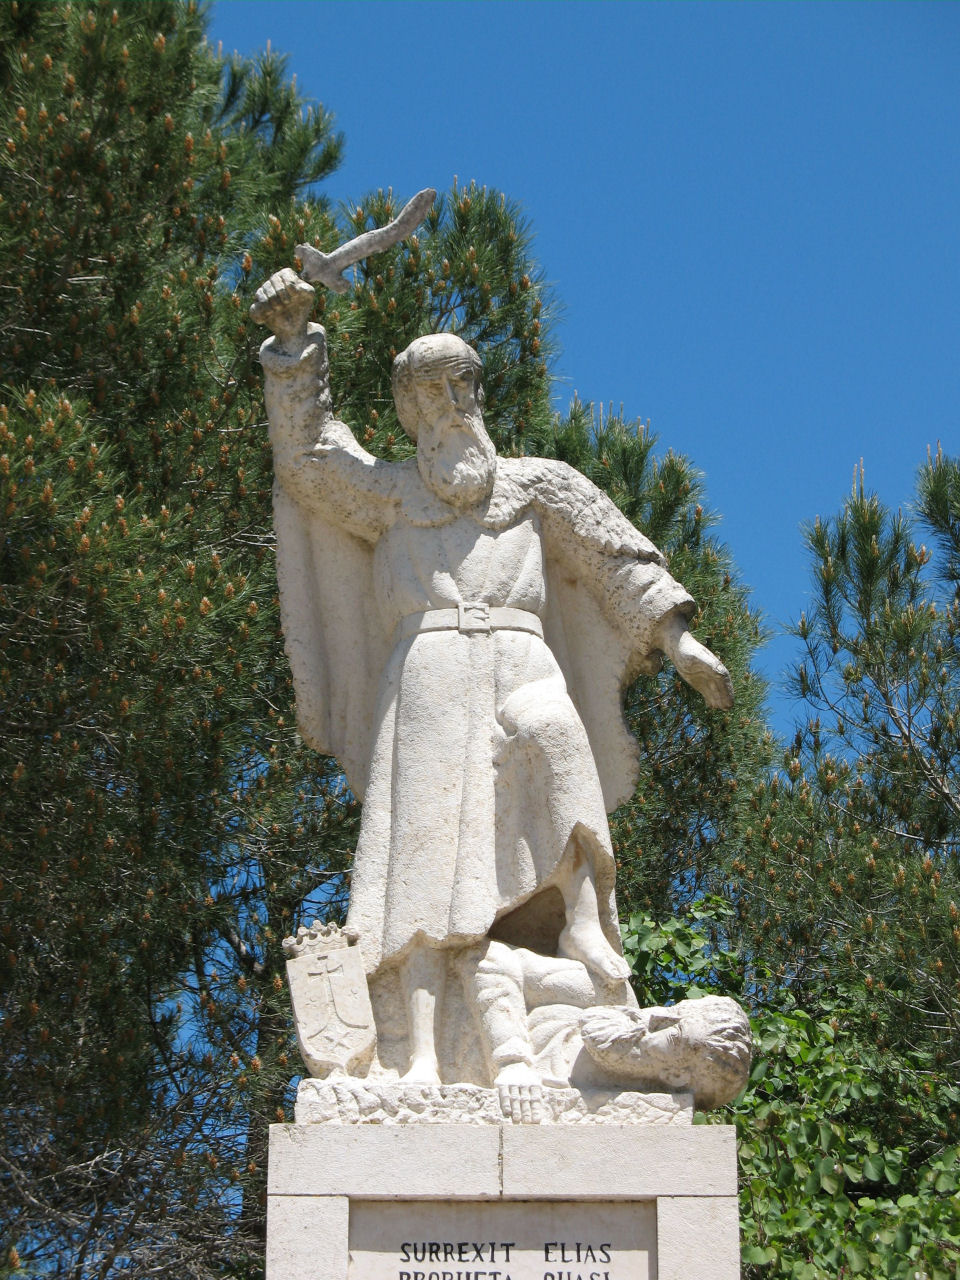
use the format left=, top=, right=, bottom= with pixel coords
left=261, top=328, right=694, bottom=975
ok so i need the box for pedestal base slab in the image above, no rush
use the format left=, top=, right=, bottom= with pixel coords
left=267, top=1122, right=741, bottom=1280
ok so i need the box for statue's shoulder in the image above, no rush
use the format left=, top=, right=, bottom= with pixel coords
left=498, top=455, right=569, bottom=483
left=497, top=456, right=665, bottom=564
left=496, top=454, right=593, bottom=510
left=483, top=456, right=546, bottom=524
left=482, top=456, right=596, bottom=531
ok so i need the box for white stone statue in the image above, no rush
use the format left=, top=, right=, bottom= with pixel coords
left=253, top=221, right=749, bottom=1120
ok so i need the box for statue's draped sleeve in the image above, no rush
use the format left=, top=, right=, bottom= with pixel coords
left=517, top=458, right=696, bottom=812
left=260, top=327, right=393, bottom=799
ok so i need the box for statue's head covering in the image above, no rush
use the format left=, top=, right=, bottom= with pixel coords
left=392, top=333, right=483, bottom=441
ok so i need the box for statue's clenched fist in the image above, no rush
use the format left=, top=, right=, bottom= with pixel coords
left=250, top=268, right=315, bottom=357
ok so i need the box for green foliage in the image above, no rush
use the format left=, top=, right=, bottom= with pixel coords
left=736, top=1002, right=960, bottom=1279
left=722, top=454, right=960, bottom=1276
left=0, top=1, right=351, bottom=1272
left=621, top=895, right=744, bottom=1003
left=917, top=445, right=960, bottom=594
left=730, top=458, right=960, bottom=1067
left=623, top=900, right=960, bottom=1278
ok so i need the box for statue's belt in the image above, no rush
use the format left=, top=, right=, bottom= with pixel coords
left=394, top=603, right=544, bottom=645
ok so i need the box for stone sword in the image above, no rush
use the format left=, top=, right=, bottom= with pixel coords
left=294, top=187, right=437, bottom=294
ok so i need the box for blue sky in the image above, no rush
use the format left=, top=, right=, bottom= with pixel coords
left=209, top=0, right=959, bottom=735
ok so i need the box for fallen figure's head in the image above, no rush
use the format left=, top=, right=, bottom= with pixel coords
left=579, top=995, right=753, bottom=1110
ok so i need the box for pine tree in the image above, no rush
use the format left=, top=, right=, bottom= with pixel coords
left=1, top=2, right=348, bottom=1271
left=726, top=453, right=960, bottom=1274
left=737, top=456, right=960, bottom=1064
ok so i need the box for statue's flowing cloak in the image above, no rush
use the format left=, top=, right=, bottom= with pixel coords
left=262, top=332, right=694, bottom=976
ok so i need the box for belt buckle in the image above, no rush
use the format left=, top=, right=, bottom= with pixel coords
left=458, top=600, right=491, bottom=633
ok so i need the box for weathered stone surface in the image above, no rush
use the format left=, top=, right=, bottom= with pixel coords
left=349, top=1200, right=658, bottom=1280
left=282, top=921, right=375, bottom=1078
left=254, top=271, right=747, bottom=1106
left=293, top=1078, right=693, bottom=1126
left=657, top=1195, right=742, bottom=1279
left=267, top=1121, right=738, bottom=1199
left=256, top=202, right=745, bottom=1280
left=265, top=1123, right=742, bottom=1280
left=265, top=1194, right=347, bottom=1280
left=500, top=1124, right=738, bottom=1199
left=267, top=1123, right=501, bottom=1198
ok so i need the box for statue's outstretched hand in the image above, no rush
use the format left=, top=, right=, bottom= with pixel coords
left=250, top=268, right=315, bottom=357
left=657, top=613, right=734, bottom=710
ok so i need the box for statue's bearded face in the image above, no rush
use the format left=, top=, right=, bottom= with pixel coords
left=413, top=361, right=497, bottom=508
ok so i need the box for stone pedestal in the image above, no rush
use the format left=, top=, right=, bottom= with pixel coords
left=266, top=1120, right=741, bottom=1280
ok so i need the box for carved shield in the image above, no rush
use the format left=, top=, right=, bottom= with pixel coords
left=285, top=931, right=376, bottom=1078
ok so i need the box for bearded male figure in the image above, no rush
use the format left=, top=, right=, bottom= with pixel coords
left=254, top=268, right=734, bottom=1088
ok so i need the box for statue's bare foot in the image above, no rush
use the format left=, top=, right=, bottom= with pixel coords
left=495, top=1061, right=543, bottom=1124
left=558, top=918, right=632, bottom=982
left=400, top=1056, right=441, bottom=1085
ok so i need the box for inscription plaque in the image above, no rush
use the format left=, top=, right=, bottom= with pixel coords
left=349, top=1202, right=656, bottom=1280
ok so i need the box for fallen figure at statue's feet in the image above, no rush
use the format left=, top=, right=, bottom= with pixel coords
left=469, top=940, right=752, bottom=1115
